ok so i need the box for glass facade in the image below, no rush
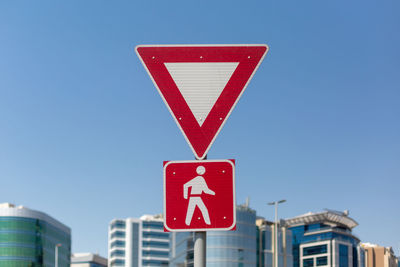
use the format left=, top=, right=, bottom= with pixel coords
left=169, top=232, right=194, bottom=267
left=339, top=245, right=348, bottom=267
left=169, top=205, right=258, bottom=267
left=303, top=245, right=327, bottom=256
left=0, top=208, right=71, bottom=267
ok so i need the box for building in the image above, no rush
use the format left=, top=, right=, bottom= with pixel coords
left=0, top=202, right=71, bottom=266
left=256, top=218, right=293, bottom=267
left=169, top=203, right=258, bottom=267
left=169, top=231, right=193, bottom=267
left=285, top=210, right=365, bottom=267
left=108, top=214, right=169, bottom=267
left=71, top=253, right=107, bottom=267
left=362, top=243, right=398, bottom=267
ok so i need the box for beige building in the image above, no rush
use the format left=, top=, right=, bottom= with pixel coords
left=362, top=243, right=398, bottom=267
left=256, top=218, right=293, bottom=267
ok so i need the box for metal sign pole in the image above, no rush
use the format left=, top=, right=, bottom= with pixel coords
left=194, top=231, right=206, bottom=267
left=194, top=154, right=206, bottom=267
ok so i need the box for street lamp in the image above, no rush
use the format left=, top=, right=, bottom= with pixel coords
left=55, top=243, right=62, bottom=267
left=268, top=200, right=286, bottom=267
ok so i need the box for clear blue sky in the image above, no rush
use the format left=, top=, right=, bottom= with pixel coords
left=1, top=0, right=399, bottom=257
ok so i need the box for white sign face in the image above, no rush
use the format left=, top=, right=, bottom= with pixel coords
left=164, top=62, right=239, bottom=126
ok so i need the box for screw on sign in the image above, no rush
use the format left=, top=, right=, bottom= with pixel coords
left=163, top=160, right=236, bottom=232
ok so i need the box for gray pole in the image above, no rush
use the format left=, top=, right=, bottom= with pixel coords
left=194, top=155, right=207, bottom=267
left=194, top=231, right=206, bottom=267
left=275, top=202, right=278, bottom=267
left=268, top=200, right=286, bottom=267
left=55, top=243, right=61, bottom=267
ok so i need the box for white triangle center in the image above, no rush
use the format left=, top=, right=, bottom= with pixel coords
left=165, top=62, right=239, bottom=126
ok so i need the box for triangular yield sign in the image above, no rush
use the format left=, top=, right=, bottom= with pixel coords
left=136, top=44, right=269, bottom=159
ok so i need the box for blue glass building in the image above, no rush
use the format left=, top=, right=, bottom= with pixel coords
left=285, top=210, right=364, bottom=267
left=169, top=204, right=258, bottom=267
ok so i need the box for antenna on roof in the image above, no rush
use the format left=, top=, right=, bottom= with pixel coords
left=245, top=197, right=250, bottom=207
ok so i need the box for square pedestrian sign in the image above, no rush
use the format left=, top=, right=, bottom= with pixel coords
left=163, top=159, right=236, bottom=232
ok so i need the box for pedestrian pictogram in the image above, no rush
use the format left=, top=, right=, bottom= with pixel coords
left=136, top=45, right=269, bottom=159
left=184, top=166, right=215, bottom=225
left=164, top=159, right=236, bottom=232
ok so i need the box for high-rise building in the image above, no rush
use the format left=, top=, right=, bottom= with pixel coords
left=169, top=204, right=258, bottom=267
left=108, top=214, right=169, bottom=267
left=256, top=219, right=293, bottom=267
left=71, top=253, right=108, bottom=267
left=0, top=202, right=71, bottom=266
left=362, top=243, right=398, bottom=267
left=285, top=210, right=365, bottom=267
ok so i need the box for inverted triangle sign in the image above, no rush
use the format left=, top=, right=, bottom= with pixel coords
left=136, top=44, right=269, bottom=159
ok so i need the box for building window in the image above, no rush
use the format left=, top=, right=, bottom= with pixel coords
left=339, top=244, right=348, bottom=267
left=110, top=249, right=125, bottom=257
left=110, top=259, right=125, bottom=267
left=142, top=259, right=169, bottom=266
left=142, top=232, right=169, bottom=239
left=111, top=231, right=125, bottom=239
left=111, top=221, right=126, bottom=230
left=142, top=240, right=169, bottom=249
left=111, top=240, right=125, bottom=248
left=303, top=258, right=314, bottom=267
left=303, top=245, right=327, bottom=256
left=317, top=256, right=328, bottom=266
left=142, top=250, right=169, bottom=257
left=142, top=221, right=163, bottom=229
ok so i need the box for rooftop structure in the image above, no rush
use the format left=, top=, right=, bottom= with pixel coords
left=71, top=253, right=107, bottom=267
left=285, top=210, right=358, bottom=230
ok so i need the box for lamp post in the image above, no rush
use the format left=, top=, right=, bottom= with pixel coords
left=268, top=200, right=286, bottom=267
left=55, top=243, right=62, bottom=267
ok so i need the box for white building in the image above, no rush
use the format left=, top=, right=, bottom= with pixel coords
left=71, top=253, right=107, bottom=267
left=108, top=214, right=169, bottom=267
